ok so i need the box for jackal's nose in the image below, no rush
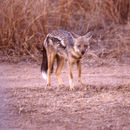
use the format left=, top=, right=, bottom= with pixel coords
left=81, top=51, right=85, bottom=55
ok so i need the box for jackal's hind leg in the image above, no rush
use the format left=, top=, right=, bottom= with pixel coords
left=46, top=50, right=56, bottom=89
left=56, top=55, right=65, bottom=89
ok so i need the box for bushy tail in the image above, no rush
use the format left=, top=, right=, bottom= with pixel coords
left=41, top=45, right=48, bottom=80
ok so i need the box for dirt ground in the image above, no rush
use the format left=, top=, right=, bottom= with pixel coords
left=0, top=61, right=130, bottom=130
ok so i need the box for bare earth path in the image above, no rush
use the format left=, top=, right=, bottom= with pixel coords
left=0, top=62, right=130, bottom=130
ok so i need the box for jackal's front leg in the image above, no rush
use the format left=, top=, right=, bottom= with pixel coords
left=76, top=60, right=83, bottom=87
left=68, top=62, right=74, bottom=90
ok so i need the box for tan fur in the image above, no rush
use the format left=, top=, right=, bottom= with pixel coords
left=46, top=46, right=84, bottom=90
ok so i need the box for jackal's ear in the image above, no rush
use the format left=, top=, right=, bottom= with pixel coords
left=86, top=35, right=92, bottom=41
left=71, top=32, right=80, bottom=39
left=48, top=38, right=53, bottom=45
left=84, top=32, right=92, bottom=38
left=83, top=32, right=92, bottom=42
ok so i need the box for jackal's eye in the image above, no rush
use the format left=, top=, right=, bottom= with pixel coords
left=77, top=45, right=81, bottom=48
left=84, top=45, right=88, bottom=48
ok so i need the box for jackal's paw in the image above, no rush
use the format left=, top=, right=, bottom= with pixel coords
left=45, top=84, right=51, bottom=90
left=80, top=83, right=85, bottom=87
left=56, top=84, right=65, bottom=90
left=79, top=83, right=86, bottom=90
left=69, top=87, right=75, bottom=91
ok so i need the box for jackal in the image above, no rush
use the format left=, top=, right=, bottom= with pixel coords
left=41, top=29, right=91, bottom=90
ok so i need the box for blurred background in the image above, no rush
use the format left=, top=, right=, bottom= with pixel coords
left=0, top=0, right=129, bottom=64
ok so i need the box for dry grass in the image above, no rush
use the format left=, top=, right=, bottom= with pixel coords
left=0, top=0, right=129, bottom=62
left=5, top=84, right=130, bottom=129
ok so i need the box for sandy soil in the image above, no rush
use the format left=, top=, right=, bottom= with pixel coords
left=0, top=62, right=130, bottom=130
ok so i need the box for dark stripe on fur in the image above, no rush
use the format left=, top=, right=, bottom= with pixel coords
left=41, top=45, right=48, bottom=73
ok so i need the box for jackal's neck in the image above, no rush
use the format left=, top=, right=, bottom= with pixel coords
left=70, top=49, right=82, bottom=59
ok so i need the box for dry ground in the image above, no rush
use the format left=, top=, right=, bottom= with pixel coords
left=0, top=61, right=130, bottom=130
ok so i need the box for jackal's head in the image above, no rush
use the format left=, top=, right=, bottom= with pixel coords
left=72, top=32, right=92, bottom=56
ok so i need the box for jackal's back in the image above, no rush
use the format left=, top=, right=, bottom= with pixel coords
left=46, top=30, right=74, bottom=47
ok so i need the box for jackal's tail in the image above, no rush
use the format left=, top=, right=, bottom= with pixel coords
left=41, top=45, right=48, bottom=80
